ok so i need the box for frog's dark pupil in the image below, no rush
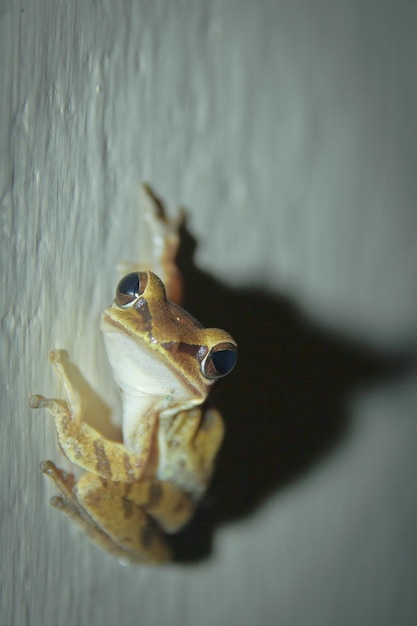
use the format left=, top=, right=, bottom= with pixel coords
left=118, top=273, right=140, bottom=298
left=211, top=349, right=237, bottom=376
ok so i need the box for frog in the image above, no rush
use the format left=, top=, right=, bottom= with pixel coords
left=29, top=185, right=237, bottom=564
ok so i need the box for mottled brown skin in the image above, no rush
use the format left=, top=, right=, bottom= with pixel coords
left=29, top=186, right=236, bottom=564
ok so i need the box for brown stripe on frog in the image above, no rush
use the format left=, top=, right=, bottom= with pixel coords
left=173, top=495, right=190, bottom=515
left=93, top=440, right=112, bottom=479
left=133, top=297, right=153, bottom=337
left=148, top=481, right=163, bottom=507
left=161, top=341, right=208, bottom=362
left=123, top=452, right=136, bottom=482
left=122, top=496, right=134, bottom=519
left=140, top=519, right=156, bottom=549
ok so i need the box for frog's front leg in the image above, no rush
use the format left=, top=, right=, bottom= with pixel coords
left=29, top=350, right=155, bottom=482
left=159, top=407, right=225, bottom=498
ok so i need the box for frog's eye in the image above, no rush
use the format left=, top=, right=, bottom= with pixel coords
left=201, top=342, right=237, bottom=380
left=115, top=272, right=147, bottom=307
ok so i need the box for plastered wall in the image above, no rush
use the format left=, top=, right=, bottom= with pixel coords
left=1, top=2, right=417, bottom=625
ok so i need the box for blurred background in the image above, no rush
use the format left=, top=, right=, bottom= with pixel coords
left=1, top=1, right=417, bottom=625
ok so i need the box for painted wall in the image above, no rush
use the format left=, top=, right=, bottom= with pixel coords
left=2, top=1, right=417, bottom=625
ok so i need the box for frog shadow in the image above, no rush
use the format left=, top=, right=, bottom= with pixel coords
left=168, top=224, right=415, bottom=563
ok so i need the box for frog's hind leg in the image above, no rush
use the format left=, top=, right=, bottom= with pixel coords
left=40, top=461, right=170, bottom=564
left=76, top=474, right=195, bottom=563
left=118, top=183, right=184, bottom=304
left=75, top=473, right=173, bottom=564
left=39, top=461, right=136, bottom=561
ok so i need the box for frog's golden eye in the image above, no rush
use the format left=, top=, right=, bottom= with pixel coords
left=201, top=342, right=237, bottom=380
left=115, top=272, right=147, bottom=307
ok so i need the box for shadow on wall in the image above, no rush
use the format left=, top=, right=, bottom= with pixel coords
left=168, top=221, right=414, bottom=563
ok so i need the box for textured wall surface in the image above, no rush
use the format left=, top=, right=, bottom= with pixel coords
left=1, top=2, right=417, bottom=625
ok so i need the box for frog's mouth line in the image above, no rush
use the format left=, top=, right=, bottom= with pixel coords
left=100, top=310, right=213, bottom=399
left=101, top=310, right=208, bottom=363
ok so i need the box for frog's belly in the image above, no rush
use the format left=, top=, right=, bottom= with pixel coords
left=102, top=328, right=195, bottom=451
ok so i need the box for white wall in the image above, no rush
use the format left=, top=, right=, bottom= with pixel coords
left=2, top=1, right=417, bottom=625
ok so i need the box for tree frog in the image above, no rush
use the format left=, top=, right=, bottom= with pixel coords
left=30, top=185, right=237, bottom=564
